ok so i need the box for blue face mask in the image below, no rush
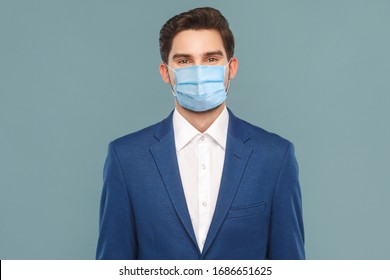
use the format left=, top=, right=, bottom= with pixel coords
left=166, top=62, right=230, bottom=112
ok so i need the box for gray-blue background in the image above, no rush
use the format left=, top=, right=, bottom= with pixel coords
left=1, top=0, right=389, bottom=259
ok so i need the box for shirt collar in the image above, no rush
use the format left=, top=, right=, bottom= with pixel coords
left=204, top=106, right=229, bottom=150
left=173, top=106, right=229, bottom=152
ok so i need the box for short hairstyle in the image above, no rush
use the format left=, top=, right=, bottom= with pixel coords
left=159, top=7, right=235, bottom=63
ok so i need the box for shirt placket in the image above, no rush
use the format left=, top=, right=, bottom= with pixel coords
left=197, top=134, right=210, bottom=252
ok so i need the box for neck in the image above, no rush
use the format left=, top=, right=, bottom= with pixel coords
left=176, top=103, right=225, bottom=133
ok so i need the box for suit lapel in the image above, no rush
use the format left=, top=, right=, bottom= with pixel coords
left=149, top=113, right=199, bottom=252
left=202, top=110, right=253, bottom=256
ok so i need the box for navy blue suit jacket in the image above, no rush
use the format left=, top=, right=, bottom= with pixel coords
left=96, top=109, right=305, bottom=259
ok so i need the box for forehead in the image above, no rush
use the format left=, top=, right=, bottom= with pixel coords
left=169, top=29, right=226, bottom=59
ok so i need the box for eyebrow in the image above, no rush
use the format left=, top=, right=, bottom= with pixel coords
left=171, top=50, right=225, bottom=60
left=171, top=53, right=192, bottom=60
left=204, top=51, right=224, bottom=57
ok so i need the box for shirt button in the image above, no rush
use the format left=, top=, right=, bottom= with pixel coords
left=202, top=240, right=206, bottom=244
left=202, top=201, right=207, bottom=207
left=200, top=136, right=205, bottom=141
left=201, top=164, right=206, bottom=170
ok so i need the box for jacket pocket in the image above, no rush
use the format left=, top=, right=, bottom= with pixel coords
left=225, top=202, right=267, bottom=219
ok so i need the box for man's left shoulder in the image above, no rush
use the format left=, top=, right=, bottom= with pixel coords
left=235, top=115, right=293, bottom=149
left=235, top=117, right=297, bottom=167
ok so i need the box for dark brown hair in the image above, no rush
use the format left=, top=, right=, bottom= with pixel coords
left=159, top=7, right=235, bottom=63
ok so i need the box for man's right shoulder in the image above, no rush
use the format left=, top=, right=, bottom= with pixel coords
left=108, top=109, right=175, bottom=152
left=110, top=121, right=162, bottom=151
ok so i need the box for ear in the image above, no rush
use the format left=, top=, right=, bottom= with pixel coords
left=159, top=63, right=171, bottom=84
left=228, top=57, right=238, bottom=80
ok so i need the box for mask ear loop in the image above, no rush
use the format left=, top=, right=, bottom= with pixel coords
left=224, top=58, right=233, bottom=95
left=165, top=64, right=177, bottom=97
left=226, top=80, right=231, bottom=95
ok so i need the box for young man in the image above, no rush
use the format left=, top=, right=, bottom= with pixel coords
left=96, top=7, right=305, bottom=260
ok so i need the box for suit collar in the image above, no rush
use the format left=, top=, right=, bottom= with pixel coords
left=225, top=108, right=250, bottom=143
left=154, top=110, right=174, bottom=141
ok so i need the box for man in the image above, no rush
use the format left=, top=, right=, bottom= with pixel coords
left=96, top=7, right=304, bottom=260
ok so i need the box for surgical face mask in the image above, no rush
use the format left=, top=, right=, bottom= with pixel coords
left=166, top=61, right=231, bottom=112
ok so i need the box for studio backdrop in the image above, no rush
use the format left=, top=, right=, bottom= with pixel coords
left=1, top=0, right=389, bottom=259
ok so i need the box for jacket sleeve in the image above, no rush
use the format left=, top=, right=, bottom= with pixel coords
left=96, top=142, right=137, bottom=259
left=267, top=142, right=305, bottom=259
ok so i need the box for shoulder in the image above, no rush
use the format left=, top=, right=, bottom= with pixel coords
left=242, top=119, right=291, bottom=147
left=108, top=110, right=174, bottom=154
left=233, top=116, right=298, bottom=172
left=229, top=112, right=295, bottom=164
left=113, top=123, right=157, bottom=145
left=109, top=115, right=169, bottom=153
left=229, top=110, right=292, bottom=149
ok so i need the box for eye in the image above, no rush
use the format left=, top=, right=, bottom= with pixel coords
left=178, top=59, right=190, bottom=64
left=207, top=57, right=218, bottom=63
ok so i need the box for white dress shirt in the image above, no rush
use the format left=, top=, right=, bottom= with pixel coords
left=173, top=106, right=229, bottom=252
